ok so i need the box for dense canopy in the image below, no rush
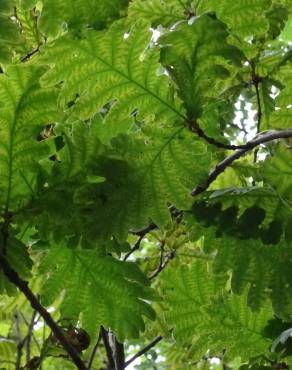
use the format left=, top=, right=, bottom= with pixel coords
left=0, top=1, right=292, bottom=369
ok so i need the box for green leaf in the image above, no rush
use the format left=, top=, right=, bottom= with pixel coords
left=260, top=145, right=292, bottom=197
left=0, top=238, right=32, bottom=296
left=161, top=260, right=273, bottom=361
left=40, top=20, right=184, bottom=130
left=128, top=0, right=189, bottom=26
left=31, top=122, right=211, bottom=242
left=195, top=0, right=272, bottom=37
left=39, top=247, right=156, bottom=340
left=160, top=15, right=243, bottom=120
left=0, top=65, right=60, bottom=211
left=38, top=0, right=129, bottom=37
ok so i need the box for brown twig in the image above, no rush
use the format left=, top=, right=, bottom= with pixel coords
left=87, top=331, right=101, bottom=370
left=191, top=129, right=292, bottom=196
left=0, top=253, right=87, bottom=370
left=100, top=327, right=115, bottom=369
left=19, top=311, right=41, bottom=353
left=189, top=120, right=250, bottom=150
left=125, top=336, right=163, bottom=367
left=129, top=223, right=157, bottom=236
left=20, top=47, right=40, bottom=62
left=125, top=224, right=158, bottom=261
left=123, top=235, right=144, bottom=261
left=149, top=248, right=175, bottom=280
left=124, top=231, right=153, bottom=262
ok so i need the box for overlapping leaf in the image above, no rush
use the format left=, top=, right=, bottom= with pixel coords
left=159, top=14, right=243, bottom=137
left=39, top=246, right=156, bottom=340
left=0, top=65, right=60, bottom=211
left=195, top=0, right=272, bottom=37
left=188, top=204, right=292, bottom=318
left=161, top=260, right=273, bottom=361
left=36, top=0, right=129, bottom=37
left=0, top=3, right=23, bottom=62
left=41, top=20, right=184, bottom=131
left=30, top=121, right=211, bottom=243
left=0, top=237, right=32, bottom=296
left=268, top=63, right=292, bottom=129
left=128, top=0, right=189, bottom=26
left=260, top=145, right=292, bottom=198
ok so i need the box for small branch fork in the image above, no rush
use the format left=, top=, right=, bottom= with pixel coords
left=149, top=241, right=175, bottom=280
left=191, top=129, right=292, bottom=196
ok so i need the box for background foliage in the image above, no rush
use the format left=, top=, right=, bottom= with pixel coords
left=0, top=0, right=292, bottom=369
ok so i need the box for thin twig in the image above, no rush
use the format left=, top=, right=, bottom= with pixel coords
left=191, top=129, right=292, bottom=196
left=0, top=252, right=87, bottom=370
left=19, top=311, right=41, bottom=352
left=123, top=235, right=144, bottom=261
left=20, top=47, right=40, bottom=62
left=149, top=249, right=175, bottom=280
left=189, top=120, right=250, bottom=150
left=252, top=64, right=263, bottom=165
left=25, top=310, right=37, bottom=362
left=125, top=336, right=163, bottom=367
left=228, top=122, right=249, bottom=136
left=87, top=331, right=101, bottom=370
left=14, top=311, right=22, bottom=370
left=125, top=224, right=157, bottom=261
left=129, top=223, right=157, bottom=236
left=100, top=326, right=115, bottom=369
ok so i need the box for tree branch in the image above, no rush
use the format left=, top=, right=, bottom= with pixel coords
left=87, top=331, right=101, bottom=370
left=149, top=240, right=175, bottom=280
left=0, top=253, right=87, bottom=370
left=129, top=223, right=157, bottom=236
left=100, top=327, right=115, bottom=370
left=191, top=129, right=292, bottom=196
left=111, top=335, right=125, bottom=370
left=125, top=224, right=158, bottom=261
left=125, top=336, right=163, bottom=367
left=20, top=47, right=40, bottom=62
left=123, top=235, right=144, bottom=261
left=189, top=120, right=250, bottom=150
left=19, top=311, right=41, bottom=353
left=149, top=250, right=175, bottom=280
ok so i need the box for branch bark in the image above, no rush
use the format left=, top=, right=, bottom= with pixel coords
left=189, top=120, right=251, bottom=150
left=112, top=336, right=125, bottom=370
left=191, top=129, right=292, bottom=196
left=0, top=253, right=87, bottom=370
left=101, top=327, right=115, bottom=370
left=123, top=235, right=144, bottom=261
